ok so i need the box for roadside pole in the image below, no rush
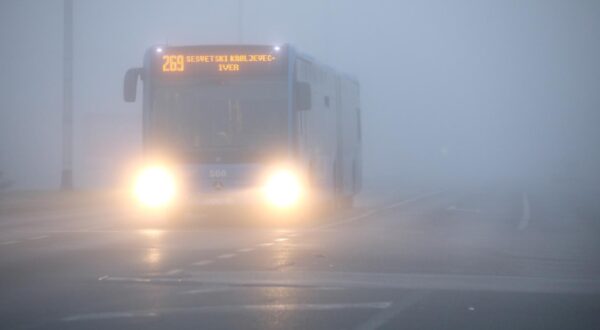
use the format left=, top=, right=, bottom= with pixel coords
left=61, top=0, right=73, bottom=190
left=238, top=0, right=243, bottom=43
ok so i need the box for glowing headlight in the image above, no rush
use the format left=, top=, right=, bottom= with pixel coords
left=263, top=170, right=302, bottom=208
left=134, top=166, right=176, bottom=208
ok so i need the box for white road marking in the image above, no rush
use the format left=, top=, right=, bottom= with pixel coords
left=142, top=272, right=164, bottom=277
left=317, top=190, right=444, bottom=229
left=165, top=269, right=183, bottom=276
left=446, top=205, right=481, bottom=214
left=62, top=302, right=392, bottom=322
left=63, top=311, right=158, bottom=322
left=0, top=240, right=20, bottom=245
left=356, top=291, right=426, bottom=330
left=98, top=271, right=600, bottom=294
left=27, top=235, right=49, bottom=240
left=181, top=287, right=234, bottom=294
left=192, top=260, right=214, bottom=266
left=380, top=190, right=444, bottom=211
left=518, top=192, right=531, bottom=231
left=122, top=191, right=441, bottom=276
left=99, top=276, right=151, bottom=283
left=217, top=253, right=236, bottom=259
left=43, top=229, right=129, bottom=234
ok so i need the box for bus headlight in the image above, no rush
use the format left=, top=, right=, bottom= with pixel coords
left=134, top=166, right=176, bottom=208
left=263, top=170, right=302, bottom=208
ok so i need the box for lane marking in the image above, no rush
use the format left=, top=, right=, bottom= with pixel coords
left=92, top=190, right=441, bottom=286
left=62, top=302, right=392, bottom=322
left=98, top=271, right=600, bottom=294
left=216, top=253, right=236, bottom=259
left=99, top=276, right=151, bottom=283
left=182, top=287, right=234, bottom=294
left=165, top=269, right=183, bottom=276
left=379, top=190, right=444, bottom=211
left=192, top=260, right=214, bottom=266
left=27, top=235, right=49, bottom=240
left=518, top=192, right=531, bottom=231
left=0, top=240, right=20, bottom=245
left=317, top=190, right=444, bottom=229
left=42, top=228, right=142, bottom=234
left=63, top=311, right=158, bottom=322
left=446, top=205, right=481, bottom=214
left=356, top=291, right=426, bottom=330
left=142, top=272, right=164, bottom=277
left=107, top=191, right=440, bottom=277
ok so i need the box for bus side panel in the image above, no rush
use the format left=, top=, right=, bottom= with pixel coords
left=295, top=58, right=338, bottom=202
left=339, top=78, right=361, bottom=196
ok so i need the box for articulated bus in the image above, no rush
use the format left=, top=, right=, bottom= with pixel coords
left=123, top=44, right=361, bottom=218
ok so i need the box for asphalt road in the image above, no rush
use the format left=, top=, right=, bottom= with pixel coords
left=1, top=184, right=600, bottom=329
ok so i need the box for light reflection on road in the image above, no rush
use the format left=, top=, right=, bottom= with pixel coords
left=139, top=228, right=164, bottom=266
left=144, top=247, right=161, bottom=265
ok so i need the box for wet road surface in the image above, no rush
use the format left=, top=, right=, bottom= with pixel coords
left=1, top=184, right=600, bottom=329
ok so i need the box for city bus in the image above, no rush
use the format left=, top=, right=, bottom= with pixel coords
left=123, top=44, right=361, bottom=217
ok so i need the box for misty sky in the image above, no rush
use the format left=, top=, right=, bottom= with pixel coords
left=1, top=0, right=599, bottom=189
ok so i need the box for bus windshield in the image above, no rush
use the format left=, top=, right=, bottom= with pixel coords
left=150, top=78, right=288, bottom=162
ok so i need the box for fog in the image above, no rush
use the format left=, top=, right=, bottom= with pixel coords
left=1, top=0, right=599, bottom=190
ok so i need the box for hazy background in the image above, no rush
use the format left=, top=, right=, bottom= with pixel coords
left=1, top=0, right=599, bottom=190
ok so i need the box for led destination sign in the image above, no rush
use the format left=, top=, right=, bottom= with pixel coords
left=162, top=54, right=277, bottom=72
left=154, top=46, right=284, bottom=76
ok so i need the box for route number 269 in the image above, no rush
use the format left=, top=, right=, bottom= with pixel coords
left=162, top=55, right=184, bottom=72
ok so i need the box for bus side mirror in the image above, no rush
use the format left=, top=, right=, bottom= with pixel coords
left=124, top=68, right=142, bottom=102
left=295, top=82, right=312, bottom=111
